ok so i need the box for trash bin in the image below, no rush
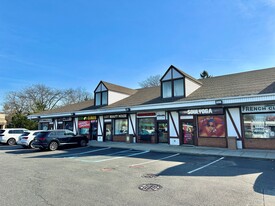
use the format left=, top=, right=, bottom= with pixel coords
left=227, top=136, right=237, bottom=150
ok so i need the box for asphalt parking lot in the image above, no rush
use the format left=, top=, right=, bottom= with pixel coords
left=0, top=144, right=275, bottom=206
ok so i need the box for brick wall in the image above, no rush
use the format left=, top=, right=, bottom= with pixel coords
left=198, top=137, right=227, bottom=148
left=243, top=138, right=275, bottom=149
left=113, top=135, right=126, bottom=142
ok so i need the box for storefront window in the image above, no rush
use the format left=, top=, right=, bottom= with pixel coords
left=138, top=118, right=155, bottom=135
left=198, top=115, right=225, bottom=137
left=114, top=119, right=128, bottom=135
left=243, top=113, right=275, bottom=138
left=78, top=121, right=90, bottom=135
left=65, top=121, right=73, bottom=131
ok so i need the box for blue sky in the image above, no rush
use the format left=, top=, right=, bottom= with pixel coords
left=1, top=0, right=275, bottom=110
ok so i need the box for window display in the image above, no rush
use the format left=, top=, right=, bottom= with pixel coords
left=138, top=118, right=155, bottom=135
left=114, top=119, right=128, bottom=135
left=198, top=115, right=225, bottom=137
left=243, top=113, right=275, bottom=138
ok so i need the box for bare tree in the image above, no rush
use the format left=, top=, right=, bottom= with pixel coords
left=3, top=84, right=92, bottom=117
left=139, top=75, right=161, bottom=88
left=61, top=87, right=92, bottom=105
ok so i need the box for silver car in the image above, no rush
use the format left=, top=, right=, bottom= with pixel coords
left=17, top=130, right=43, bottom=148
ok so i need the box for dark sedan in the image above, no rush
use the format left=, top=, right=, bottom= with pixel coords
left=32, top=129, right=89, bottom=151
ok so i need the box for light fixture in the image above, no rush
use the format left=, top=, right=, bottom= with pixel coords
left=125, top=108, right=131, bottom=112
left=215, top=100, right=223, bottom=105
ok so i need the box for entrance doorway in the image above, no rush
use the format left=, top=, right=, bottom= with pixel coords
left=104, top=123, right=112, bottom=141
left=182, top=120, right=196, bottom=145
left=157, top=122, right=168, bottom=143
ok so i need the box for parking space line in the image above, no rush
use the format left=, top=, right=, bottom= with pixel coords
left=187, top=157, right=224, bottom=174
left=129, top=153, right=180, bottom=167
left=81, top=150, right=150, bottom=163
left=52, top=147, right=112, bottom=158
left=70, top=149, right=133, bottom=159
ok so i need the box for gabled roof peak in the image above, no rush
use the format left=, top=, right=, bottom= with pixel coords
left=162, top=65, right=202, bottom=85
left=96, top=81, right=137, bottom=95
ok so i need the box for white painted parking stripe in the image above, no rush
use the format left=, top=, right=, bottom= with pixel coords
left=81, top=150, right=150, bottom=163
left=75, top=149, right=133, bottom=160
left=129, top=153, right=180, bottom=167
left=187, top=157, right=224, bottom=174
left=52, top=147, right=111, bottom=158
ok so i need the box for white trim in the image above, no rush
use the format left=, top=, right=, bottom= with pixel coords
left=28, top=93, right=275, bottom=119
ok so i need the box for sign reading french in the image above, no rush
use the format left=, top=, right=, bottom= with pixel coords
left=242, top=105, right=275, bottom=113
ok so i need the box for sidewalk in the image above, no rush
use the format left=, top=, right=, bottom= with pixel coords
left=88, top=141, right=275, bottom=160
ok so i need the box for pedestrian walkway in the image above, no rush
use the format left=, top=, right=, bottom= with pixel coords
left=88, top=141, right=275, bottom=160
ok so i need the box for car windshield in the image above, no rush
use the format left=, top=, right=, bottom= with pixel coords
left=0, top=130, right=5, bottom=134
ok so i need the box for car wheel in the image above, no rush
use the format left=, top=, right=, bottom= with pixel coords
left=29, top=141, right=35, bottom=149
left=49, top=141, right=58, bottom=151
left=79, top=139, right=87, bottom=147
left=7, top=138, right=16, bottom=146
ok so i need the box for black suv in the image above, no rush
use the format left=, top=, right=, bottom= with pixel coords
left=32, top=130, right=89, bottom=151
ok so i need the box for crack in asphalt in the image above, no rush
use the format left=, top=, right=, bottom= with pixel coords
left=30, top=172, right=55, bottom=206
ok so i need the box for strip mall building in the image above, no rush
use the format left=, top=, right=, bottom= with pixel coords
left=28, top=65, right=275, bottom=150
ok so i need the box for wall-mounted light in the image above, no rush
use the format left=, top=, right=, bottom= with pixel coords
left=125, top=108, right=131, bottom=112
left=215, top=100, right=223, bottom=105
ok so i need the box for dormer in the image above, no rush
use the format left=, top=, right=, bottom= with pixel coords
left=160, top=65, right=202, bottom=98
left=94, top=81, right=136, bottom=106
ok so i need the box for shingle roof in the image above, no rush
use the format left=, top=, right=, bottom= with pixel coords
left=35, top=100, right=95, bottom=115
left=34, top=67, right=275, bottom=116
left=102, top=81, right=137, bottom=95
left=188, top=67, right=275, bottom=100
left=107, top=67, right=275, bottom=107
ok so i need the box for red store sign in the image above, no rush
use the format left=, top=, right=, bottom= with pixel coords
left=78, top=121, right=90, bottom=128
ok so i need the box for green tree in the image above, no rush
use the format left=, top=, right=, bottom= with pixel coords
left=200, top=70, right=212, bottom=79
left=8, top=113, right=38, bottom=130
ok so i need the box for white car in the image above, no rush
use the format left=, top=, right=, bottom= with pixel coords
left=17, top=130, right=42, bottom=149
left=0, top=128, right=28, bottom=145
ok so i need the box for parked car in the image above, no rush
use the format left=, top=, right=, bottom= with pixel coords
left=32, top=129, right=89, bottom=151
left=0, top=128, right=28, bottom=145
left=17, top=130, right=43, bottom=149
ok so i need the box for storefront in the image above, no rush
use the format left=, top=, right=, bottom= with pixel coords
left=180, top=108, right=227, bottom=147
left=78, top=116, right=97, bottom=140
left=39, top=119, right=54, bottom=130
left=242, top=104, right=275, bottom=149
left=103, top=114, right=128, bottom=142
left=57, top=117, right=73, bottom=131
left=156, top=112, right=168, bottom=143
left=137, top=112, right=156, bottom=143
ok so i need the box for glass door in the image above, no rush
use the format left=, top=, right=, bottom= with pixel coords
left=157, top=122, right=168, bottom=143
left=104, top=123, right=112, bottom=141
left=182, top=120, right=195, bottom=145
